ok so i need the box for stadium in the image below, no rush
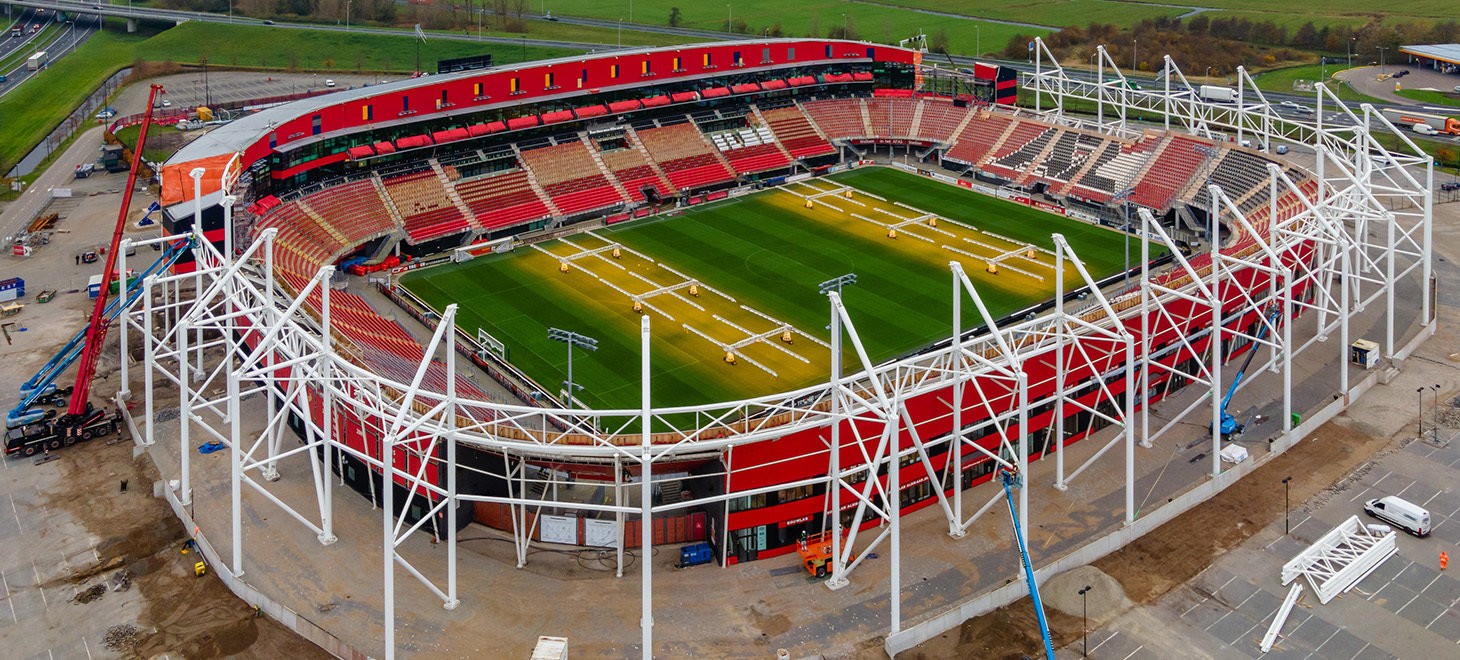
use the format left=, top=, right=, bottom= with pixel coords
left=120, top=37, right=1433, bottom=657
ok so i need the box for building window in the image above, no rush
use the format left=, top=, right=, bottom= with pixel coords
left=545, top=72, right=555, bottom=88
left=311, top=114, right=321, bottom=136
left=672, top=56, right=682, bottom=72
left=580, top=68, right=588, bottom=84
left=703, top=52, right=712, bottom=67
left=362, top=105, right=373, bottom=121
left=401, top=96, right=410, bottom=113
left=787, top=46, right=796, bottom=60
left=510, top=77, right=520, bottom=93
left=440, top=89, right=449, bottom=107
left=473, top=82, right=484, bottom=98
left=825, top=45, right=833, bottom=58
left=641, top=59, right=651, bottom=75
left=610, top=64, right=619, bottom=79
left=733, top=51, right=742, bottom=66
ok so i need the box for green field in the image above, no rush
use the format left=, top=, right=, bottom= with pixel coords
left=846, top=0, right=1188, bottom=28
left=547, top=0, right=1048, bottom=57
left=401, top=168, right=1141, bottom=409
left=1397, top=89, right=1460, bottom=108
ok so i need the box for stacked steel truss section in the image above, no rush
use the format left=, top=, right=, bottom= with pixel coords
left=116, top=44, right=1435, bottom=660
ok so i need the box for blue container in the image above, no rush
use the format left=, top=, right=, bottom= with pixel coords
left=678, top=543, right=713, bottom=568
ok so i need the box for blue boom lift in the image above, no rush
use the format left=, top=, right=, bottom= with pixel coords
left=6, top=236, right=193, bottom=429
left=1217, top=307, right=1284, bottom=438
left=1000, top=467, right=1055, bottom=660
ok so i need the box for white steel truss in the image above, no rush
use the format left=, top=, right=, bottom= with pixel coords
left=117, top=45, right=1436, bottom=660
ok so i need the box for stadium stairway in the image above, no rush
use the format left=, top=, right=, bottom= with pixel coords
left=626, top=127, right=679, bottom=195
left=858, top=98, right=874, bottom=137
left=748, top=107, right=797, bottom=162
left=512, top=143, right=563, bottom=217
left=371, top=174, right=406, bottom=225
left=581, top=132, right=635, bottom=202
left=908, top=99, right=926, bottom=139
left=760, top=104, right=836, bottom=159
left=431, top=159, right=480, bottom=230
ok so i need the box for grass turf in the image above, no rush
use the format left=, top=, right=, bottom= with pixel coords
left=401, top=168, right=1144, bottom=409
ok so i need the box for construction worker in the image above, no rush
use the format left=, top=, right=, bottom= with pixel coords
left=1441, top=551, right=1449, bottom=571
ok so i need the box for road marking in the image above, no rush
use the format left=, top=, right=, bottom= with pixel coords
left=1424, top=490, right=1443, bottom=506
left=1350, top=642, right=1371, bottom=659
left=1311, top=626, right=1342, bottom=654
left=0, top=571, right=16, bottom=623
left=82, top=637, right=92, bottom=660
left=1395, top=480, right=1416, bottom=498
left=1089, top=630, right=1119, bottom=655
left=1394, top=592, right=1421, bottom=616
left=8, top=493, right=20, bottom=532
left=31, top=561, right=47, bottom=609
left=1122, top=646, right=1145, bottom=660
left=1420, top=573, right=1443, bottom=595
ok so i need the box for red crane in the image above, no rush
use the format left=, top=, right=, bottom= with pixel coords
left=62, top=84, right=165, bottom=435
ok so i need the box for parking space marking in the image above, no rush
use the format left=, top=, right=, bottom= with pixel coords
left=1423, top=491, right=1443, bottom=507
left=32, top=561, right=46, bottom=609
left=8, top=493, right=20, bottom=532
left=1394, top=480, right=1416, bottom=498
left=1122, top=646, right=1146, bottom=660
left=1352, top=471, right=1392, bottom=501
left=1427, top=608, right=1449, bottom=629
left=1311, top=626, right=1343, bottom=655
left=1350, top=642, right=1371, bottom=659
left=1394, top=592, right=1421, bottom=615
left=82, top=637, right=92, bottom=660
left=1089, top=630, right=1120, bottom=655
left=1290, top=514, right=1313, bottom=534
left=0, top=571, right=15, bottom=623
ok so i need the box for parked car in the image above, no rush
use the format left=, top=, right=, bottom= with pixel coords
left=325, top=78, right=336, bottom=87
left=1441, top=182, right=1460, bottom=191
left=1364, top=496, right=1430, bottom=537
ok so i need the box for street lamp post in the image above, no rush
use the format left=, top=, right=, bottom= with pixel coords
left=974, top=24, right=980, bottom=57
left=727, top=3, right=732, bottom=33
left=1206, top=65, right=1212, bottom=78
left=1347, top=37, right=1355, bottom=68
left=1431, top=384, right=1442, bottom=440
left=1377, top=46, right=1387, bottom=75
left=346, top=0, right=352, bottom=32
left=548, top=328, right=598, bottom=404
left=617, top=19, right=622, bottom=47
left=1417, top=386, right=1426, bottom=439
left=1078, top=585, right=1092, bottom=657
left=1281, top=476, right=1292, bottom=534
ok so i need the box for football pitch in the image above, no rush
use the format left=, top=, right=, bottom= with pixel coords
left=400, top=167, right=1145, bottom=409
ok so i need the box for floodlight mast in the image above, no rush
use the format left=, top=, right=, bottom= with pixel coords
left=547, top=327, right=598, bottom=402
left=818, top=273, right=858, bottom=297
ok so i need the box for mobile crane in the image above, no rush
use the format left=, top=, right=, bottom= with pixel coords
left=1000, top=467, right=1055, bottom=660
left=3, top=85, right=167, bottom=449
left=1217, top=307, right=1283, bottom=438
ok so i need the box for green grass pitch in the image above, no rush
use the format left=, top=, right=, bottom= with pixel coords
left=400, top=167, right=1146, bottom=409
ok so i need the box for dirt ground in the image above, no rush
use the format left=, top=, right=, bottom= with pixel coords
left=896, top=418, right=1394, bottom=658
left=45, top=399, right=329, bottom=659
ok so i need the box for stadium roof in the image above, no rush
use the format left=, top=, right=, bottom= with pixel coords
left=1399, top=44, right=1460, bottom=66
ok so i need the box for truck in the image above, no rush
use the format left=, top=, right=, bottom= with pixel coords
left=1199, top=85, right=1236, bottom=103
left=26, top=51, right=47, bottom=72
left=10, top=25, right=20, bottom=38
left=1380, top=108, right=1460, bottom=136
left=3, top=406, right=118, bottom=457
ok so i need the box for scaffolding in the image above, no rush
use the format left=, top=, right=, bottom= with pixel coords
left=119, top=43, right=1434, bottom=660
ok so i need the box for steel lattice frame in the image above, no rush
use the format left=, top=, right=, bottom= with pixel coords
left=117, top=43, right=1434, bottom=659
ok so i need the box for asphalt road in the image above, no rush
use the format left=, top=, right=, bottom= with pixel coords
left=0, top=11, right=99, bottom=100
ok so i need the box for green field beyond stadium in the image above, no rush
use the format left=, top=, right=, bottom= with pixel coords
left=400, top=168, right=1143, bottom=409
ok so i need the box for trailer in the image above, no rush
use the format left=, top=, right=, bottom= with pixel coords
left=25, top=51, right=47, bottom=72
left=3, top=406, right=118, bottom=457
left=1380, top=109, right=1460, bottom=136
left=1198, top=85, right=1236, bottom=103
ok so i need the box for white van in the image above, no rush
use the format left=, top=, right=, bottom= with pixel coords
left=1364, top=496, right=1430, bottom=537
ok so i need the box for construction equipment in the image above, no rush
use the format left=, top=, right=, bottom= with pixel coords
left=6, top=235, right=190, bottom=428
left=36, top=290, right=55, bottom=304
left=1000, top=468, right=1055, bottom=660
left=797, top=530, right=838, bottom=578
left=1217, top=307, right=1284, bottom=438
left=52, top=83, right=165, bottom=441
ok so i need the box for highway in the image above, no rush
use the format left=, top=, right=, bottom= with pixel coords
left=0, top=0, right=624, bottom=52
left=0, top=9, right=99, bottom=99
